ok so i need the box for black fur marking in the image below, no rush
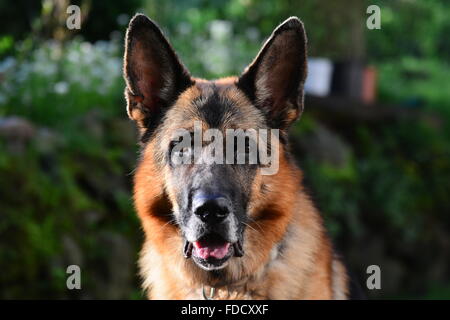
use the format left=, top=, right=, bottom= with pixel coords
left=194, top=89, right=237, bottom=129
left=139, top=111, right=164, bottom=144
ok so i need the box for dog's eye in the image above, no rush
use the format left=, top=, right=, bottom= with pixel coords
left=245, top=137, right=252, bottom=154
left=232, top=136, right=248, bottom=154
left=169, top=139, right=193, bottom=165
left=169, top=140, right=184, bottom=156
left=233, top=136, right=258, bottom=164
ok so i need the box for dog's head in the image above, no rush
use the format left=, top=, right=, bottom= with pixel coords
left=124, top=14, right=307, bottom=272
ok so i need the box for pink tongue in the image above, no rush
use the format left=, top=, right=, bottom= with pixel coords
left=193, top=241, right=230, bottom=259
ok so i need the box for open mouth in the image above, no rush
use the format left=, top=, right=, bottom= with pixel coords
left=184, top=234, right=244, bottom=270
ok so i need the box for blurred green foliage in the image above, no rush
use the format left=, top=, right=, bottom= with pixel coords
left=1, top=39, right=124, bottom=125
left=0, top=0, right=449, bottom=299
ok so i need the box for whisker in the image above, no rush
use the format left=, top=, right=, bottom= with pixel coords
left=242, top=221, right=263, bottom=237
left=158, top=217, right=178, bottom=232
left=247, top=217, right=264, bottom=234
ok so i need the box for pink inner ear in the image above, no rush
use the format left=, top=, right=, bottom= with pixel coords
left=257, top=30, right=305, bottom=114
left=269, top=58, right=297, bottom=107
left=131, top=41, right=168, bottom=112
left=125, top=15, right=193, bottom=124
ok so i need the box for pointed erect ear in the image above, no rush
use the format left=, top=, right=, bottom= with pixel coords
left=123, top=14, right=193, bottom=129
left=237, top=17, right=308, bottom=129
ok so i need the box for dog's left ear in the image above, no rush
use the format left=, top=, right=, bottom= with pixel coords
left=123, top=14, right=192, bottom=130
left=237, top=17, right=307, bottom=129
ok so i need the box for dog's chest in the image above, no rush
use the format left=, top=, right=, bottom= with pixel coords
left=184, top=286, right=267, bottom=300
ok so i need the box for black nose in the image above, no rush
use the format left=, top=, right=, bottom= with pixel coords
left=192, top=194, right=231, bottom=223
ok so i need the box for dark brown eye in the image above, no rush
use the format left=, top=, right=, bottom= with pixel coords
left=169, top=140, right=181, bottom=156
left=232, top=136, right=258, bottom=164
left=169, top=140, right=185, bottom=156
left=169, top=136, right=193, bottom=165
left=244, top=136, right=251, bottom=154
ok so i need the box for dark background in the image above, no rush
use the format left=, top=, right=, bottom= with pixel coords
left=0, top=0, right=449, bottom=299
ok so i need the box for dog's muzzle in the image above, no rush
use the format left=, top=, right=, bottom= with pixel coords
left=182, top=193, right=244, bottom=270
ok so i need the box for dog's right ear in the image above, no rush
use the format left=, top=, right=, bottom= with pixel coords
left=124, top=14, right=193, bottom=131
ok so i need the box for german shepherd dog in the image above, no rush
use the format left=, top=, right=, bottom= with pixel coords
left=123, top=14, right=351, bottom=299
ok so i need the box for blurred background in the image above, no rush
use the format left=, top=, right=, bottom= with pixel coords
left=0, top=0, right=449, bottom=299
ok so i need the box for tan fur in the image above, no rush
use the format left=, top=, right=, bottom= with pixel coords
left=125, top=15, right=350, bottom=300
left=132, top=80, right=349, bottom=300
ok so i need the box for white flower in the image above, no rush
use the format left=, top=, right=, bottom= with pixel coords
left=0, top=57, right=16, bottom=73
left=209, top=20, right=232, bottom=41
left=117, top=14, right=129, bottom=26
left=54, top=81, right=69, bottom=95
